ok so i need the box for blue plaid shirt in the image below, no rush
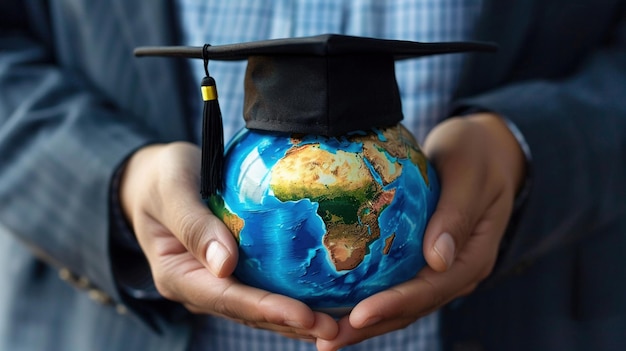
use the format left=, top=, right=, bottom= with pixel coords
left=176, top=1, right=482, bottom=350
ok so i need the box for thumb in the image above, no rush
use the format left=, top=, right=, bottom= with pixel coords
left=421, top=155, right=486, bottom=272
left=143, top=142, right=239, bottom=278
left=160, top=173, right=239, bottom=277
left=421, top=120, right=487, bottom=272
left=172, top=203, right=240, bottom=278
left=422, top=204, right=475, bottom=272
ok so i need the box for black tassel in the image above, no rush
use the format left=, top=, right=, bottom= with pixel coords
left=200, top=48, right=224, bottom=199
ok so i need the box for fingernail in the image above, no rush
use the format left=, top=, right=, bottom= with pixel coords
left=206, top=240, right=229, bottom=276
left=284, top=320, right=304, bottom=329
left=362, top=316, right=382, bottom=328
left=433, top=232, right=455, bottom=270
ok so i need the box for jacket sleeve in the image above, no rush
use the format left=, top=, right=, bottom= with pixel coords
left=0, top=2, right=182, bottom=329
left=455, top=9, right=626, bottom=276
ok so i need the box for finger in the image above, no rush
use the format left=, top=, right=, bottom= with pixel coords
left=276, top=332, right=316, bottom=342
left=421, top=186, right=478, bottom=272
left=420, top=119, right=484, bottom=271
left=166, top=201, right=237, bottom=278
left=173, top=268, right=337, bottom=339
left=420, top=153, right=489, bottom=271
left=142, top=233, right=335, bottom=341
left=346, top=270, right=444, bottom=329
left=361, top=208, right=510, bottom=327
left=316, top=316, right=415, bottom=351
left=421, top=117, right=506, bottom=272
left=348, top=224, right=505, bottom=331
left=246, top=311, right=339, bottom=341
left=135, top=215, right=339, bottom=339
left=319, top=245, right=497, bottom=349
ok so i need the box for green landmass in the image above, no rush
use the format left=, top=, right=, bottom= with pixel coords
left=268, top=128, right=432, bottom=272
left=207, top=195, right=244, bottom=242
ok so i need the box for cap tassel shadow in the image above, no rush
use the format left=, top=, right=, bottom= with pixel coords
left=200, top=45, right=224, bottom=199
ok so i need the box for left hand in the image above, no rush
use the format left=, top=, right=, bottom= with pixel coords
left=316, top=113, right=526, bottom=351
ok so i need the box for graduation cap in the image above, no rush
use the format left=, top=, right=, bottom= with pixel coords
left=134, top=34, right=496, bottom=199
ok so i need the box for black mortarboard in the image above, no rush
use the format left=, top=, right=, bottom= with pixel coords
left=134, top=34, right=496, bottom=198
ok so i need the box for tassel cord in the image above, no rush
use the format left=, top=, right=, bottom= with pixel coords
left=199, top=45, right=225, bottom=199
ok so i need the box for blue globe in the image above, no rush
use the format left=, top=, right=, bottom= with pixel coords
left=208, top=124, right=439, bottom=314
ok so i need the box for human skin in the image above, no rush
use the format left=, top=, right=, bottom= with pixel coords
left=317, top=112, right=526, bottom=350
left=119, top=142, right=338, bottom=341
left=119, top=112, right=525, bottom=347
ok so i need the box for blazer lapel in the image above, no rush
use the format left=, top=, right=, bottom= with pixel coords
left=111, top=0, right=191, bottom=141
left=455, top=0, right=536, bottom=98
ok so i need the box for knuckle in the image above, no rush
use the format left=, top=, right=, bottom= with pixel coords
left=437, top=205, right=474, bottom=235
left=431, top=290, right=446, bottom=309
left=177, top=212, right=208, bottom=254
left=208, top=285, right=237, bottom=318
left=421, top=278, right=446, bottom=310
left=209, top=297, right=228, bottom=316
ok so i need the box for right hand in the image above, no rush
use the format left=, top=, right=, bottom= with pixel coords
left=316, top=113, right=526, bottom=351
left=119, top=142, right=338, bottom=341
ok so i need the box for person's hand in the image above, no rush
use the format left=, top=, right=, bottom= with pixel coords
left=120, top=141, right=338, bottom=341
left=316, top=113, right=526, bottom=350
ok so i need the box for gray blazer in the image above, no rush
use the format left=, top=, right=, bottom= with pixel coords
left=0, top=0, right=625, bottom=350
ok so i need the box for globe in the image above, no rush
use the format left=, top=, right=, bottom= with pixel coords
left=207, top=124, right=440, bottom=315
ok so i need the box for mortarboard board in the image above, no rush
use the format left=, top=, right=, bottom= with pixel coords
left=134, top=34, right=496, bottom=198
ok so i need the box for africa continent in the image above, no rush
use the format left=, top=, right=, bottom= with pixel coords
left=269, top=126, right=429, bottom=271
